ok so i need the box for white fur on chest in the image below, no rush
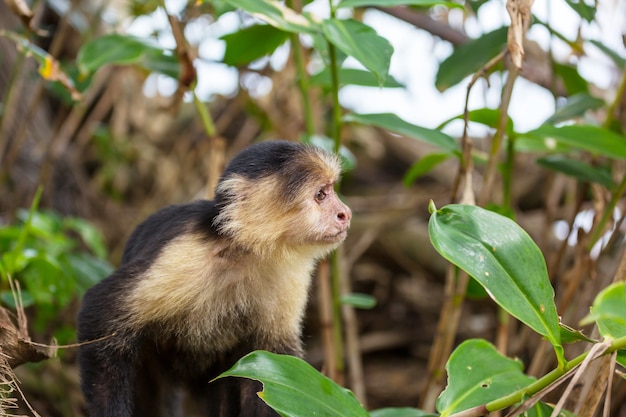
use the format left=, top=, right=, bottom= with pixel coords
left=127, top=233, right=316, bottom=352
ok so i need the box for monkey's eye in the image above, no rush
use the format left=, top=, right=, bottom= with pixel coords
left=315, top=189, right=327, bottom=203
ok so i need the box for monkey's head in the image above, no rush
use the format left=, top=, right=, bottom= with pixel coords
left=213, top=141, right=352, bottom=258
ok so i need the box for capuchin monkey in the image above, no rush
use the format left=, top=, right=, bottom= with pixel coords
left=77, top=140, right=351, bottom=417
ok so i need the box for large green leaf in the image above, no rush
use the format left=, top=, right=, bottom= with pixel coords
left=543, top=93, right=605, bottom=125
left=77, top=34, right=179, bottom=78
left=520, top=125, right=626, bottom=160
left=221, top=25, right=290, bottom=66
left=581, top=282, right=626, bottom=340
left=536, top=155, right=614, bottom=189
left=217, top=351, right=369, bottom=417
left=344, top=113, right=460, bottom=152
left=322, top=18, right=393, bottom=87
left=338, top=0, right=462, bottom=9
left=310, top=68, right=403, bottom=88
left=435, top=27, right=508, bottom=91
left=428, top=203, right=564, bottom=366
left=222, top=0, right=318, bottom=34
left=437, top=339, right=535, bottom=416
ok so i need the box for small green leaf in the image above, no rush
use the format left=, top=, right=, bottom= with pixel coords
left=337, top=0, right=463, bottom=9
left=429, top=205, right=564, bottom=367
left=223, top=0, right=318, bottom=34
left=520, top=125, right=626, bottom=160
left=559, top=323, right=596, bottom=344
left=544, top=93, right=605, bottom=125
left=553, top=62, right=589, bottom=95
left=341, top=293, right=376, bottom=309
left=344, top=113, right=460, bottom=153
left=63, top=217, right=109, bottom=258
left=437, top=339, right=535, bottom=416
left=523, top=401, right=576, bottom=416
left=322, top=18, right=393, bottom=87
left=581, top=282, right=626, bottom=340
left=403, top=152, right=452, bottom=186
left=536, top=155, right=614, bottom=189
left=77, top=34, right=179, bottom=78
left=370, top=407, right=436, bottom=417
left=438, top=108, right=515, bottom=137
left=221, top=25, right=290, bottom=66
left=435, top=27, right=507, bottom=91
left=310, top=68, right=403, bottom=88
left=217, top=351, right=369, bottom=417
left=563, top=0, right=596, bottom=22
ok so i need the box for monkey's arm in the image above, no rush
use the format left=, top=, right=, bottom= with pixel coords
left=77, top=265, right=143, bottom=417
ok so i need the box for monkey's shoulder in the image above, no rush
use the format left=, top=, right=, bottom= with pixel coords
left=121, top=200, right=219, bottom=265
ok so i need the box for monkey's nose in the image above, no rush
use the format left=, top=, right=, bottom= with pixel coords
left=337, top=206, right=352, bottom=224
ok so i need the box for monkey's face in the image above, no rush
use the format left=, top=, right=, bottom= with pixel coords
left=312, top=183, right=351, bottom=244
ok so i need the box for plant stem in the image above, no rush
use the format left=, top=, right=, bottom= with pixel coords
left=482, top=335, right=626, bottom=414
left=286, top=0, right=315, bottom=136
left=192, top=88, right=216, bottom=137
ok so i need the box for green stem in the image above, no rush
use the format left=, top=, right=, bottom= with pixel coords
left=484, top=335, right=626, bottom=414
left=286, top=0, right=315, bottom=136
left=326, top=0, right=344, bottom=380
left=192, top=88, right=216, bottom=137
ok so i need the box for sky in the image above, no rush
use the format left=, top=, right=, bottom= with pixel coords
left=126, top=0, right=626, bottom=134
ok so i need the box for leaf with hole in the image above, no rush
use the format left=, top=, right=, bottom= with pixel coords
left=437, top=339, right=535, bottom=416
left=428, top=203, right=564, bottom=367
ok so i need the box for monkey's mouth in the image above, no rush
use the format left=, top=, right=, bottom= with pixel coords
left=323, top=228, right=349, bottom=242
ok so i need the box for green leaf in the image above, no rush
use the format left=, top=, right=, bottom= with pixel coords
left=310, top=68, right=403, bottom=88
left=536, top=155, right=614, bottom=189
left=544, top=93, right=605, bottom=125
left=322, top=18, right=393, bottom=87
left=77, top=34, right=180, bottom=78
left=370, top=407, right=436, bottom=417
left=559, top=323, right=596, bottom=344
left=217, top=351, right=369, bottom=417
left=403, top=152, right=452, bottom=186
left=553, top=62, right=588, bottom=95
left=581, top=282, right=626, bottom=340
left=344, top=113, right=460, bottom=153
left=65, top=253, right=113, bottom=292
left=341, top=293, right=376, bottom=309
left=437, top=339, right=535, bottom=416
left=520, top=125, right=626, bottom=159
left=589, top=40, right=625, bottom=69
left=221, top=25, right=290, bottom=66
left=63, top=217, right=109, bottom=258
left=223, top=0, right=318, bottom=34
left=428, top=203, right=564, bottom=367
left=337, top=0, right=463, bottom=9
left=563, top=0, right=595, bottom=22
left=523, top=401, right=576, bottom=416
left=438, top=108, right=515, bottom=137
left=435, top=27, right=507, bottom=91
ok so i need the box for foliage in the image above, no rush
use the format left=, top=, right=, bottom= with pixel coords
left=1, top=0, right=625, bottom=413
left=0, top=189, right=112, bottom=341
